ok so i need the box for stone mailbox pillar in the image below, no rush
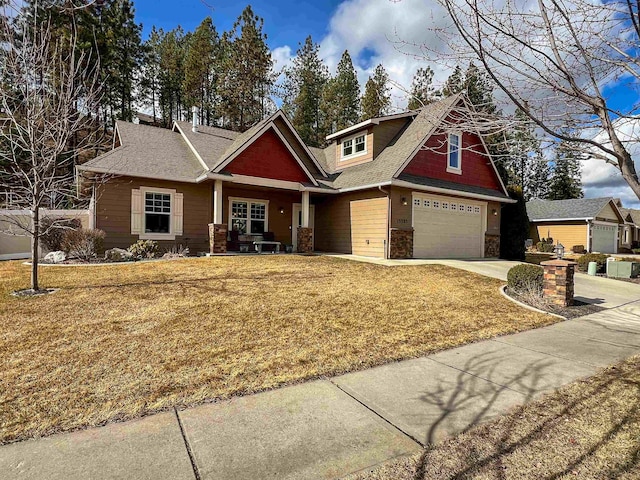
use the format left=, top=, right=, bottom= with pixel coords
left=540, top=259, right=577, bottom=306
left=209, top=223, right=228, bottom=254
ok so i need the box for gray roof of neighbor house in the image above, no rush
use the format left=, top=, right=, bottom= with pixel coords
left=80, top=121, right=206, bottom=182
left=620, top=207, right=640, bottom=225
left=526, top=197, right=615, bottom=221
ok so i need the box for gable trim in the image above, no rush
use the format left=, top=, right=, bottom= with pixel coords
left=597, top=199, right=625, bottom=223
left=276, top=112, right=328, bottom=178
left=392, top=178, right=516, bottom=203
left=173, top=122, right=210, bottom=172
left=213, top=121, right=319, bottom=186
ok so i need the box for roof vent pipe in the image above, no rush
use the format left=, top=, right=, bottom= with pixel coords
left=192, top=106, right=199, bottom=133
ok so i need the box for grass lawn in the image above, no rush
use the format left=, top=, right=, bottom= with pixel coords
left=348, top=355, right=640, bottom=480
left=1, top=255, right=554, bottom=445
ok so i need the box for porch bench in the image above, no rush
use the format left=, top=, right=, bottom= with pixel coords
left=253, top=240, right=281, bottom=253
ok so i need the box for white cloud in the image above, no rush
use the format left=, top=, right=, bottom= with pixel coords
left=582, top=117, right=640, bottom=208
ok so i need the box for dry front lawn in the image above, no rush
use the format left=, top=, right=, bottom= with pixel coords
left=348, top=355, right=640, bottom=480
left=1, top=256, right=554, bottom=444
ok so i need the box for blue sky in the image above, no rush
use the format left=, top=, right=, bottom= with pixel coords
left=132, top=0, right=640, bottom=207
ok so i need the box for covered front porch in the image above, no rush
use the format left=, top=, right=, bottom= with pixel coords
left=208, top=179, right=321, bottom=254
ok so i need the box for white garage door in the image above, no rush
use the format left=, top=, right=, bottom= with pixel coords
left=413, top=193, right=485, bottom=258
left=591, top=224, right=617, bottom=253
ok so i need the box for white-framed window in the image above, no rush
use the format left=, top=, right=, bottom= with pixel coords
left=442, top=202, right=449, bottom=210
left=341, top=132, right=367, bottom=160
left=451, top=203, right=457, bottom=211
left=229, top=197, right=268, bottom=235
left=414, top=198, right=421, bottom=207
left=131, top=187, right=183, bottom=240
left=423, top=199, right=431, bottom=208
left=433, top=200, right=440, bottom=209
left=144, top=192, right=171, bottom=234
left=447, top=132, right=462, bottom=174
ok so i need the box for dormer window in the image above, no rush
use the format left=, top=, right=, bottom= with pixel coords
left=341, top=133, right=367, bottom=160
left=447, top=132, right=462, bottom=174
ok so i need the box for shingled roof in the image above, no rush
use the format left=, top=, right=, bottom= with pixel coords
left=80, top=95, right=508, bottom=200
left=620, top=207, right=640, bottom=225
left=80, top=121, right=206, bottom=182
left=526, top=197, right=616, bottom=221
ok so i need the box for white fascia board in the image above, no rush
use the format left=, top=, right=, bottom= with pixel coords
left=173, top=122, right=211, bottom=172
left=391, top=179, right=517, bottom=203
left=531, top=217, right=592, bottom=222
left=326, top=120, right=374, bottom=140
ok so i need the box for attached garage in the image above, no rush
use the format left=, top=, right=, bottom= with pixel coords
left=412, top=193, right=486, bottom=258
left=591, top=223, right=618, bottom=253
left=350, top=197, right=388, bottom=257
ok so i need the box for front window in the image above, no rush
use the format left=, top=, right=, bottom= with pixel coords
left=145, top=192, right=171, bottom=233
left=448, top=133, right=461, bottom=171
left=341, top=133, right=366, bottom=159
left=231, top=199, right=267, bottom=235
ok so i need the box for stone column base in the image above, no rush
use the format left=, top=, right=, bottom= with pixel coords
left=209, top=223, right=227, bottom=254
left=485, top=233, right=500, bottom=258
left=297, top=227, right=313, bottom=253
left=389, top=228, right=413, bottom=259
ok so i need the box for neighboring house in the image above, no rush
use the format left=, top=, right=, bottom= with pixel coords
left=526, top=197, right=625, bottom=254
left=77, top=94, right=513, bottom=259
left=619, top=206, right=640, bottom=249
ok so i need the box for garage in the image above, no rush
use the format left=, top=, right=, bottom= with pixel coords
left=591, top=223, right=618, bottom=253
left=350, top=197, right=389, bottom=257
left=413, top=193, right=485, bottom=258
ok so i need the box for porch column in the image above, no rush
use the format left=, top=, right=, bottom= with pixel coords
left=297, top=190, right=313, bottom=253
left=209, top=180, right=227, bottom=254
left=301, top=190, right=310, bottom=227
left=214, top=179, right=223, bottom=224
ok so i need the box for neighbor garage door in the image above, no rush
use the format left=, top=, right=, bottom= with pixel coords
left=413, top=193, right=485, bottom=258
left=591, top=223, right=618, bottom=253
left=350, top=197, right=388, bottom=257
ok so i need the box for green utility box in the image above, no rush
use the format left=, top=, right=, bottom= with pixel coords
left=607, top=261, right=640, bottom=278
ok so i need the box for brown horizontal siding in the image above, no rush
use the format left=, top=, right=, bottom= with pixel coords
left=373, top=119, right=410, bottom=158
left=96, top=177, right=212, bottom=253
left=315, top=189, right=387, bottom=254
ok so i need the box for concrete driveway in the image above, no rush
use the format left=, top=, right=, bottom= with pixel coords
left=330, top=255, right=640, bottom=309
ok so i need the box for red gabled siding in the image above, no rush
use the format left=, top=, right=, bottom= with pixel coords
left=402, top=131, right=502, bottom=191
left=224, top=128, right=311, bottom=183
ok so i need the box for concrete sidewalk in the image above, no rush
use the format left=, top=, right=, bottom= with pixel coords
left=2, top=304, right=640, bottom=480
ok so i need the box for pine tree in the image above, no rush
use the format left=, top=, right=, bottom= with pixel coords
left=464, top=62, right=496, bottom=114
left=157, top=27, right=186, bottom=125
left=408, top=66, right=435, bottom=109
left=101, top=0, right=143, bottom=123
left=139, top=26, right=163, bottom=123
left=441, top=65, right=464, bottom=97
left=360, top=64, right=391, bottom=120
left=281, top=35, right=329, bottom=146
left=321, top=50, right=360, bottom=134
left=218, top=6, right=273, bottom=131
left=183, top=17, right=218, bottom=125
left=548, top=139, right=583, bottom=200
left=529, top=156, right=551, bottom=200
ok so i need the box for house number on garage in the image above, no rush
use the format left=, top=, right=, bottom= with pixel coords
left=397, top=218, right=409, bottom=224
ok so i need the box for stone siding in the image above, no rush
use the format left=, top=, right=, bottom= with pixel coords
left=209, top=223, right=228, bottom=254
left=485, top=233, right=500, bottom=258
left=389, top=228, right=413, bottom=259
left=297, top=227, right=313, bottom=253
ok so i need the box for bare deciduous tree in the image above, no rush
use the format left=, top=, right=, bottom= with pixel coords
left=0, top=1, right=102, bottom=292
left=410, top=0, right=640, bottom=199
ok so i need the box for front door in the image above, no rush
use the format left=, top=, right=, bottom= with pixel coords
left=292, top=204, right=315, bottom=251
